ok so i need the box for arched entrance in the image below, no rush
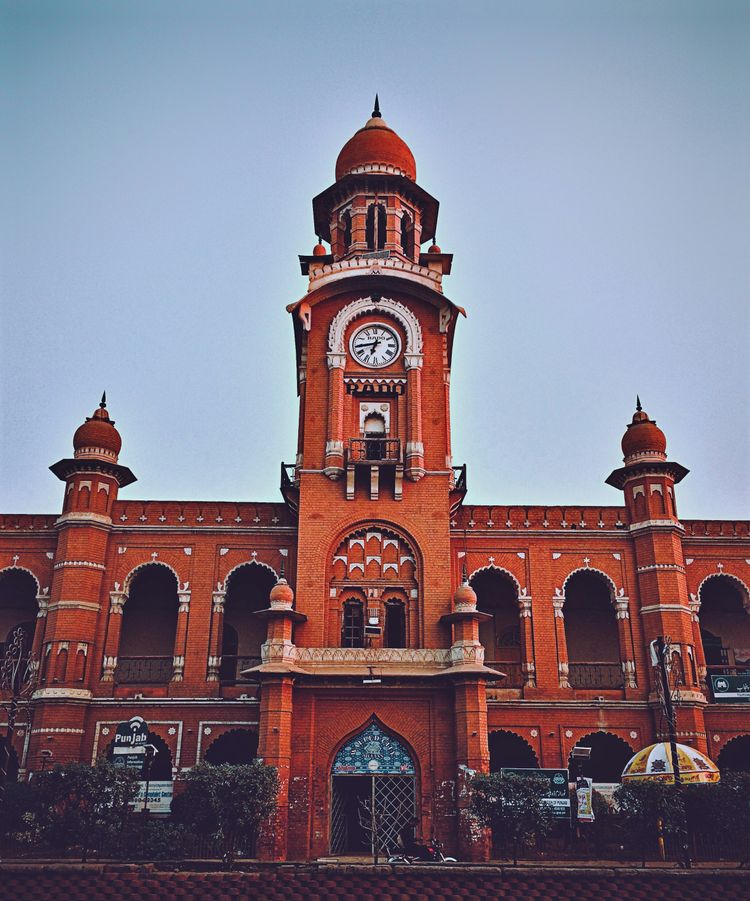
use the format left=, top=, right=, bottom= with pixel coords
left=330, top=720, right=416, bottom=856
left=489, top=730, right=539, bottom=771
left=204, top=728, right=259, bottom=765
left=569, top=731, right=635, bottom=784
left=718, top=735, right=750, bottom=774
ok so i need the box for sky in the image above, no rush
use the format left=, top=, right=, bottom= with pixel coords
left=1, top=0, right=748, bottom=519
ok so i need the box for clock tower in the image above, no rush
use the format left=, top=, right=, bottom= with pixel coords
left=257, top=100, right=491, bottom=860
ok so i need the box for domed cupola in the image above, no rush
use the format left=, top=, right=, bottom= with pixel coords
left=72, top=393, right=122, bottom=462
left=620, top=396, right=667, bottom=464
left=335, top=96, right=416, bottom=181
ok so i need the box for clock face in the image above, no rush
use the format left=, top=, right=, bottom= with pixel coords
left=349, top=323, right=401, bottom=368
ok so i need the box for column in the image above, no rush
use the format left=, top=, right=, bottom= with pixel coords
left=517, top=592, right=536, bottom=688
left=552, top=591, right=570, bottom=688
left=614, top=595, right=638, bottom=691
left=405, top=354, right=424, bottom=480
left=171, top=582, right=191, bottom=682
left=324, top=353, right=346, bottom=478
left=101, top=588, right=126, bottom=681
left=207, top=587, right=226, bottom=681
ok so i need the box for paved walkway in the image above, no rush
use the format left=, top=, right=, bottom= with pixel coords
left=1, top=863, right=749, bottom=900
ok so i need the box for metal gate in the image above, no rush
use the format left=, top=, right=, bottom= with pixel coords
left=330, top=774, right=415, bottom=855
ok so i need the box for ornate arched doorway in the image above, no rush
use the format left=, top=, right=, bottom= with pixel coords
left=330, top=720, right=416, bottom=856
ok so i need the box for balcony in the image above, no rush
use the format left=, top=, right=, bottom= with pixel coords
left=348, top=438, right=401, bottom=464
left=486, top=661, right=524, bottom=688
left=568, top=662, right=624, bottom=690
left=115, top=656, right=173, bottom=685
left=219, top=655, right=262, bottom=685
left=280, top=462, right=299, bottom=515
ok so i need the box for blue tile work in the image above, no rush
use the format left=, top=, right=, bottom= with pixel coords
left=332, top=722, right=415, bottom=775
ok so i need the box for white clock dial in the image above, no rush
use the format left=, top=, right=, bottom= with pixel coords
left=349, top=323, right=401, bottom=368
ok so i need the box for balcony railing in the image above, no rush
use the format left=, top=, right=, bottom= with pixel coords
left=706, top=664, right=750, bottom=677
left=486, top=661, right=524, bottom=688
left=568, top=662, right=624, bottom=690
left=219, top=655, right=262, bottom=684
left=115, top=656, right=173, bottom=685
left=349, top=438, right=401, bottom=464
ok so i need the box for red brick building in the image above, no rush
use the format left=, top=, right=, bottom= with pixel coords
left=2, top=102, right=749, bottom=861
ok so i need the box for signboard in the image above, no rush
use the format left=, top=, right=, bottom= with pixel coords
left=500, top=768, right=570, bottom=819
left=711, top=674, right=750, bottom=703
left=112, top=716, right=149, bottom=772
left=575, top=777, right=595, bottom=822
left=134, top=780, right=173, bottom=814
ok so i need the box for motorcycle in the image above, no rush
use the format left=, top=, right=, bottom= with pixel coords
left=387, top=837, right=457, bottom=864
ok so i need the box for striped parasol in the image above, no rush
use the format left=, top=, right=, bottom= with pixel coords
left=621, top=742, right=720, bottom=784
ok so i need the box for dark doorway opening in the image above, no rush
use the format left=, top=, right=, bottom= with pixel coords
left=330, top=774, right=415, bottom=855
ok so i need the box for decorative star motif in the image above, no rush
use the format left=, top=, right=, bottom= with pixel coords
left=12, top=554, right=20, bottom=565
left=468, top=520, right=475, bottom=528
left=150, top=552, right=159, bottom=561
left=486, top=520, right=494, bottom=527
left=253, top=516, right=261, bottom=523
left=178, top=515, right=185, bottom=522
left=196, top=515, right=204, bottom=522
left=450, top=520, right=457, bottom=527
left=251, top=551, right=258, bottom=558
left=216, top=516, right=223, bottom=523
left=234, top=516, right=242, bottom=523
left=139, top=514, right=147, bottom=522
left=488, top=556, right=495, bottom=564
left=271, top=516, right=279, bottom=524
left=120, top=514, right=128, bottom=521
left=583, top=557, right=590, bottom=566
left=158, top=515, right=166, bottom=522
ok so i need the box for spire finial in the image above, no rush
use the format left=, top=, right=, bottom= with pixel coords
left=279, top=556, right=286, bottom=580
left=100, top=391, right=107, bottom=409
left=372, top=94, right=381, bottom=118
left=636, top=395, right=642, bottom=412
left=462, top=560, right=468, bottom=584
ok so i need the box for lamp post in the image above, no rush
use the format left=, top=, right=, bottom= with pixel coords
left=655, top=635, right=691, bottom=869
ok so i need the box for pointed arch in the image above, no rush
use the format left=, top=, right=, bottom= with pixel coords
left=223, top=559, right=278, bottom=591
left=123, top=560, right=182, bottom=596
left=488, top=729, right=539, bottom=771
left=0, top=566, right=41, bottom=597
left=569, top=731, right=635, bottom=783
left=697, top=572, right=750, bottom=612
left=330, top=716, right=417, bottom=776
left=562, top=566, right=619, bottom=602
left=469, top=564, right=521, bottom=595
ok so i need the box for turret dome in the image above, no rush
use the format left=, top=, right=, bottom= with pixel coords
left=73, top=393, right=122, bottom=462
left=335, top=97, right=416, bottom=182
left=621, top=397, right=667, bottom=463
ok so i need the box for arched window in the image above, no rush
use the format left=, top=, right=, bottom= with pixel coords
left=342, top=599, right=364, bottom=648
left=471, top=569, right=522, bottom=687
left=366, top=203, right=386, bottom=250
left=342, top=210, right=352, bottom=252
left=384, top=600, right=406, bottom=648
left=699, top=576, right=750, bottom=676
left=221, top=563, right=276, bottom=684
left=117, top=565, right=179, bottom=684
left=204, top=728, right=259, bottom=765
left=400, top=212, right=413, bottom=258
left=564, top=571, right=623, bottom=689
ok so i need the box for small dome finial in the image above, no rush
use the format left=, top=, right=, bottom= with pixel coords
left=636, top=394, right=642, bottom=412
left=372, top=94, right=381, bottom=118
left=100, top=391, right=107, bottom=409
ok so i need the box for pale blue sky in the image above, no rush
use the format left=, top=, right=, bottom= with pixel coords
left=1, top=0, right=748, bottom=519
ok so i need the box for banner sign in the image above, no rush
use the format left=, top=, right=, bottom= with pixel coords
left=133, top=780, right=173, bottom=814
left=576, top=777, right=595, bottom=822
left=500, top=768, right=570, bottom=819
left=710, top=674, right=750, bottom=703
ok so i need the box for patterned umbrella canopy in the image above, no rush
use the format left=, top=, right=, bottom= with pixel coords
left=621, top=742, right=720, bottom=784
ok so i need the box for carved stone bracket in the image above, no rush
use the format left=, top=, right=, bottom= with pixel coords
left=178, top=582, right=191, bottom=613
left=518, top=597, right=533, bottom=618
left=552, top=594, right=565, bottom=618
left=212, top=590, right=226, bottom=613
left=102, top=655, right=117, bottom=681
left=615, top=597, right=630, bottom=620
left=172, top=655, right=185, bottom=681
left=109, top=591, right=126, bottom=615
left=522, top=661, right=537, bottom=688
left=622, top=659, right=637, bottom=688
left=207, top=655, right=221, bottom=680
left=558, top=661, right=570, bottom=688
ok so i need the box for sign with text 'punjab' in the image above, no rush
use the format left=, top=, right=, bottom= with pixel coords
left=112, top=716, right=149, bottom=772
left=711, top=674, right=750, bottom=703
left=500, top=768, right=571, bottom=819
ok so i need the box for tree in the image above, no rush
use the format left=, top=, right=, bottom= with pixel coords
left=34, top=760, right=139, bottom=861
left=470, top=771, right=554, bottom=864
left=614, top=781, right=685, bottom=866
left=172, top=762, right=278, bottom=868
